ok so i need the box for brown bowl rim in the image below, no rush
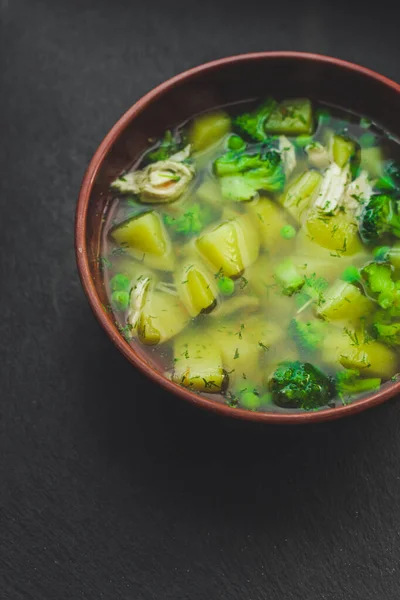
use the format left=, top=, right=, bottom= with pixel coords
left=75, top=51, right=400, bottom=424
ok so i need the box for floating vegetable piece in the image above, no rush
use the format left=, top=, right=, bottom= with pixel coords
left=172, top=335, right=226, bottom=392
left=265, top=98, right=313, bottom=136
left=214, top=148, right=285, bottom=201
left=196, top=215, right=260, bottom=278
left=163, top=202, right=214, bottom=237
left=281, top=170, right=322, bottom=222
left=336, top=369, right=381, bottom=401
left=176, top=262, right=218, bottom=317
left=317, top=280, right=373, bottom=321
left=274, top=258, right=305, bottom=296
left=234, top=98, right=277, bottom=141
left=306, top=209, right=362, bottom=255
left=322, top=328, right=396, bottom=379
left=359, top=194, right=400, bottom=243
left=269, top=361, right=334, bottom=409
left=189, top=111, right=231, bottom=152
left=147, top=130, right=185, bottom=163
left=128, top=277, right=189, bottom=345
left=331, top=135, right=355, bottom=168
left=110, top=211, right=175, bottom=271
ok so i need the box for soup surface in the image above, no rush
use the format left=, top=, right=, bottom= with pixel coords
left=99, top=98, right=400, bottom=412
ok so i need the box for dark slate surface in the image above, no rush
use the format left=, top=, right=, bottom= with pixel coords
left=2, top=1, right=400, bottom=598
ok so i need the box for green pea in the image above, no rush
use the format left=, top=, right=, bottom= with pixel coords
left=111, top=290, right=130, bottom=311
left=110, top=273, right=131, bottom=292
left=217, top=276, right=235, bottom=296
left=341, top=265, right=361, bottom=284
left=227, top=134, right=246, bottom=151
left=240, top=391, right=261, bottom=411
left=280, top=224, right=296, bottom=240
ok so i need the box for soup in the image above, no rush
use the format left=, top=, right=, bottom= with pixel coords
left=99, top=97, right=400, bottom=412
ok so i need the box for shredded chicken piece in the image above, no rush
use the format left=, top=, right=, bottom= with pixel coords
left=111, top=147, right=194, bottom=202
left=342, top=170, right=373, bottom=217
left=305, top=142, right=331, bottom=170
left=314, top=163, right=350, bottom=213
left=279, top=135, right=296, bottom=177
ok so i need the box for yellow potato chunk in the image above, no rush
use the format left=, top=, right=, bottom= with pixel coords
left=306, top=209, right=363, bottom=255
left=176, top=262, right=217, bottom=317
left=110, top=211, right=175, bottom=271
left=189, top=111, right=231, bottom=152
left=332, top=135, right=355, bottom=167
left=322, top=328, right=397, bottom=379
left=196, top=215, right=259, bottom=278
left=136, top=291, right=189, bottom=345
left=281, top=170, right=322, bottom=222
left=172, top=335, right=226, bottom=392
left=317, top=280, right=373, bottom=322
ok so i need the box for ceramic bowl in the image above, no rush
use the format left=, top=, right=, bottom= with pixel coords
left=75, top=51, right=400, bottom=423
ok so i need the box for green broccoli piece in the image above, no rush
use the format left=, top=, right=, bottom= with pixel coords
left=269, top=361, right=335, bottom=410
left=361, top=262, right=396, bottom=308
left=214, top=151, right=267, bottom=177
left=359, top=194, right=400, bottom=243
left=147, top=130, right=184, bottom=163
left=375, top=321, right=400, bottom=346
left=233, top=98, right=277, bottom=142
left=163, top=203, right=213, bottom=237
left=303, top=274, right=329, bottom=305
left=373, top=246, right=391, bottom=262
left=289, top=318, right=325, bottom=352
left=375, top=160, right=400, bottom=193
left=214, top=149, right=285, bottom=201
left=274, top=259, right=305, bottom=296
left=336, top=369, right=381, bottom=401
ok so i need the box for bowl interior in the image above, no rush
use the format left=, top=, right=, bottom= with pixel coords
left=78, top=53, right=400, bottom=422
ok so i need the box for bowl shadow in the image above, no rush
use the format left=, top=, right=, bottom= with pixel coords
left=76, top=308, right=400, bottom=532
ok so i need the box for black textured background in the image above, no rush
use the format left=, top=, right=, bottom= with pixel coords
left=2, top=1, right=400, bottom=599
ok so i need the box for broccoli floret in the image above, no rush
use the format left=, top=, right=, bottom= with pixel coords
left=361, top=262, right=396, bottom=308
left=163, top=203, right=213, bottom=237
left=373, top=245, right=391, bottom=262
left=214, top=149, right=285, bottom=201
left=303, top=274, right=329, bottom=304
left=336, top=369, right=381, bottom=401
left=147, top=130, right=184, bottom=163
left=375, top=321, right=400, bottom=346
left=375, top=160, right=400, bottom=193
left=274, top=259, right=305, bottom=296
left=359, top=194, right=400, bottom=243
left=234, top=98, right=277, bottom=142
left=269, top=361, right=335, bottom=410
left=289, top=318, right=325, bottom=352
